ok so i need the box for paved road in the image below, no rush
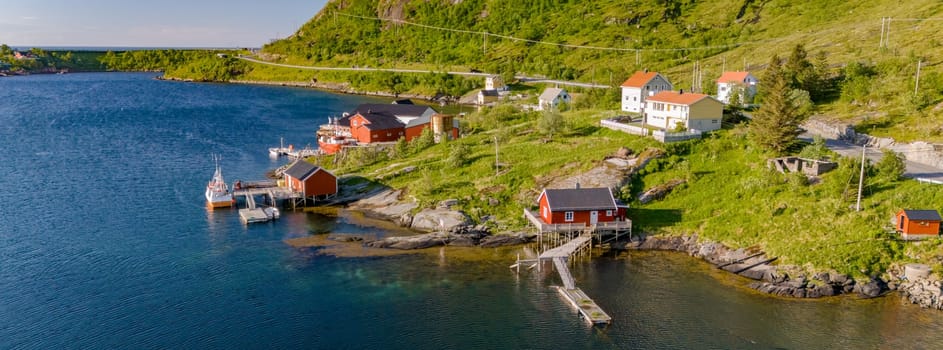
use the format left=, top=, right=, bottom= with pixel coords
left=236, top=55, right=610, bottom=89
left=800, top=133, right=943, bottom=184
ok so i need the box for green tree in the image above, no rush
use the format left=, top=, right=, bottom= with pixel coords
left=393, top=136, right=410, bottom=158
left=410, top=127, right=435, bottom=152
left=537, top=110, right=564, bottom=140
left=447, top=142, right=470, bottom=168
left=874, top=149, right=906, bottom=182
left=798, top=136, right=830, bottom=160
left=749, top=55, right=808, bottom=155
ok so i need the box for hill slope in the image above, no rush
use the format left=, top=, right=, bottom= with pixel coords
left=253, top=0, right=943, bottom=141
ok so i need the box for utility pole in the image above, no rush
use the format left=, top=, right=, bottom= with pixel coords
left=722, top=56, right=726, bottom=73
left=885, top=18, right=891, bottom=49
left=494, top=135, right=499, bottom=176
left=879, top=17, right=884, bottom=48
left=915, top=59, right=922, bottom=96
left=482, top=32, right=487, bottom=55
left=635, top=50, right=640, bottom=66
left=856, top=144, right=866, bottom=212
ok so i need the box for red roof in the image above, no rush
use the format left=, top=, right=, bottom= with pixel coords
left=716, top=71, right=752, bottom=83
left=646, top=91, right=710, bottom=105
left=620, top=71, right=660, bottom=88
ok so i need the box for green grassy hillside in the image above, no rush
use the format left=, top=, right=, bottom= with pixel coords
left=322, top=106, right=943, bottom=278
left=252, top=0, right=943, bottom=141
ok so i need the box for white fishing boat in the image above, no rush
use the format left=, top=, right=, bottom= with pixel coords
left=205, top=156, right=233, bottom=208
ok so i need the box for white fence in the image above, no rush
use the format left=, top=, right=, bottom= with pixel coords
left=600, top=119, right=648, bottom=136
left=652, top=129, right=703, bottom=143
left=601, top=119, right=702, bottom=143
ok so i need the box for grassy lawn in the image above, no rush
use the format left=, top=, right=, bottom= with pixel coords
left=322, top=105, right=943, bottom=278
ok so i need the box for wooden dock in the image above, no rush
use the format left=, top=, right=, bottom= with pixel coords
left=515, top=233, right=612, bottom=325
left=233, top=183, right=293, bottom=224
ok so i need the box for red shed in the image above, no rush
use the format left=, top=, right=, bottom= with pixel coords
left=896, top=209, right=942, bottom=240
left=537, top=187, right=626, bottom=225
left=350, top=112, right=405, bottom=144
left=283, top=160, right=337, bottom=198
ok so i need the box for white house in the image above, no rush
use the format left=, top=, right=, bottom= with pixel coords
left=538, top=88, right=571, bottom=111
left=485, top=75, right=507, bottom=91
left=477, top=89, right=499, bottom=105
left=621, top=71, right=673, bottom=113
left=643, top=90, right=724, bottom=132
left=716, top=71, right=758, bottom=104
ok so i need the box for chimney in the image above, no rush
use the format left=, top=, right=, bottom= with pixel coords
left=679, top=89, right=684, bottom=94
left=643, top=68, right=648, bottom=73
left=575, top=182, right=581, bottom=189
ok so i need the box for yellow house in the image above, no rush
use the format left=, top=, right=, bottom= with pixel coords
left=643, top=90, right=723, bottom=132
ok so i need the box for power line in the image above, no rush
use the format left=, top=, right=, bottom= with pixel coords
left=334, top=11, right=768, bottom=53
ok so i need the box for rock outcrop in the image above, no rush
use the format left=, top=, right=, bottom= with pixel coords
left=619, top=235, right=879, bottom=299
left=885, top=264, right=943, bottom=309
left=410, top=208, right=472, bottom=232
left=362, top=225, right=532, bottom=250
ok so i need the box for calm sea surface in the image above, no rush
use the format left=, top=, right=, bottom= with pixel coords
left=2, top=73, right=942, bottom=349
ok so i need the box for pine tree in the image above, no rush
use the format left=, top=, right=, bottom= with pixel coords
left=749, top=55, right=809, bottom=155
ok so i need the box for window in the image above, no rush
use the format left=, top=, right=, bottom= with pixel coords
left=712, top=119, right=718, bottom=124
left=606, top=210, right=613, bottom=216
left=543, top=206, right=549, bottom=217
left=564, top=211, right=574, bottom=222
left=387, top=132, right=392, bottom=136
left=372, top=134, right=378, bottom=138
left=633, top=97, right=637, bottom=101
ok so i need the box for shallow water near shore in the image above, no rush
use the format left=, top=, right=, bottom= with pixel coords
left=2, top=73, right=943, bottom=349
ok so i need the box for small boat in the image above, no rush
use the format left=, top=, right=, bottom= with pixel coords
left=205, top=156, right=233, bottom=208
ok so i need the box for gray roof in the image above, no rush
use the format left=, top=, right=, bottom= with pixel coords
left=903, top=210, right=942, bottom=221
left=405, top=114, right=461, bottom=129
left=479, top=89, right=499, bottom=96
left=284, top=160, right=322, bottom=180
left=351, top=103, right=435, bottom=119
left=542, top=188, right=616, bottom=211
left=355, top=112, right=405, bottom=130
left=539, top=88, right=566, bottom=102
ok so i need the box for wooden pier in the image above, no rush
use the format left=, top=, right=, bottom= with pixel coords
left=514, top=233, right=612, bottom=325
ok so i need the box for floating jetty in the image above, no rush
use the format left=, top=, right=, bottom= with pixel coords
left=512, top=231, right=616, bottom=326
left=232, top=181, right=299, bottom=224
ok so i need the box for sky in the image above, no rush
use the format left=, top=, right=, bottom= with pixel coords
left=0, top=0, right=329, bottom=48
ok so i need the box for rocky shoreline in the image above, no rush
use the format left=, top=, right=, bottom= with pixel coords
left=617, top=235, right=943, bottom=309
left=616, top=235, right=887, bottom=299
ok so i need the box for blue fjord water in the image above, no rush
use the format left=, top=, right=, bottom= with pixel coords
left=2, top=73, right=943, bottom=349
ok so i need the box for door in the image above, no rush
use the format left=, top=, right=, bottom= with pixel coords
left=590, top=211, right=598, bottom=225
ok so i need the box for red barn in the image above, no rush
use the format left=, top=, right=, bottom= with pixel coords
left=350, top=112, right=405, bottom=144
left=896, top=209, right=942, bottom=240
left=537, top=187, right=626, bottom=225
left=283, top=160, right=337, bottom=198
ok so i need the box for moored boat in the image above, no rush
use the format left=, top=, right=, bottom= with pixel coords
left=205, top=156, right=233, bottom=208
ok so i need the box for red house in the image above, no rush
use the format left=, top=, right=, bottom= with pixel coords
left=283, top=160, right=337, bottom=199
left=537, top=187, right=626, bottom=225
left=896, top=209, right=942, bottom=240
left=350, top=112, right=405, bottom=143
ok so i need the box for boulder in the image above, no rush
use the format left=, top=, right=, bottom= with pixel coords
left=853, top=278, right=885, bottom=298
left=364, top=232, right=450, bottom=250
left=638, top=179, right=686, bottom=204
left=410, top=209, right=471, bottom=232
left=479, top=232, right=536, bottom=248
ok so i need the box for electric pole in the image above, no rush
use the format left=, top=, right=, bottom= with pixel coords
left=856, top=144, right=866, bottom=212
left=915, top=59, right=922, bottom=97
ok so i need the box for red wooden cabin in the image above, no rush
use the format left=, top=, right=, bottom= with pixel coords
left=896, top=209, right=941, bottom=240
left=283, top=160, right=337, bottom=198
left=537, top=187, right=626, bottom=225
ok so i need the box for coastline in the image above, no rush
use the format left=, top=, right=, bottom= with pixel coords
left=157, top=75, right=448, bottom=103
left=154, top=73, right=943, bottom=311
